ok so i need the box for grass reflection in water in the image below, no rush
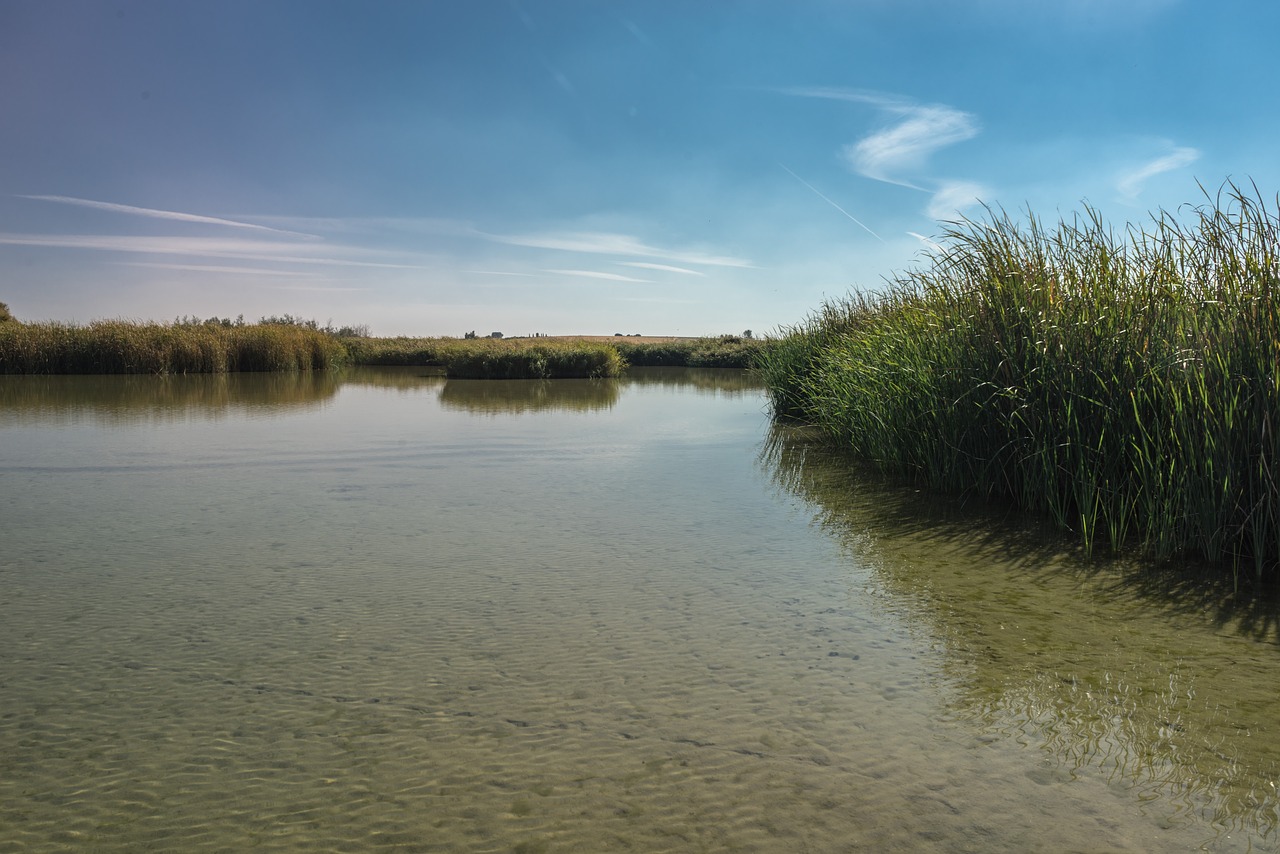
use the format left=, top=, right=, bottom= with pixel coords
left=761, top=423, right=1280, bottom=843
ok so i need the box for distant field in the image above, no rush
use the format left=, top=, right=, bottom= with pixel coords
left=530, top=335, right=703, bottom=343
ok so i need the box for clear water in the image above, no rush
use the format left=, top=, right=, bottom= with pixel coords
left=1, top=367, right=1277, bottom=852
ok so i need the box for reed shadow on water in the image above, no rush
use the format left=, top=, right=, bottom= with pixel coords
left=762, top=423, right=1280, bottom=645
left=762, top=421, right=1280, bottom=841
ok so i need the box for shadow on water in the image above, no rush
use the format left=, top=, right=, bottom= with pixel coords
left=761, top=422, right=1280, bottom=642
left=761, top=422, right=1280, bottom=844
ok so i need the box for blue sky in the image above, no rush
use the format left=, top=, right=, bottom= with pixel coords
left=2, top=0, right=1277, bottom=336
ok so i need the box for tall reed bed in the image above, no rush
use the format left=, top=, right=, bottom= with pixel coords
left=338, top=335, right=450, bottom=366
left=345, top=335, right=769, bottom=369
left=614, top=335, right=770, bottom=368
left=0, top=320, right=346, bottom=374
left=436, top=338, right=624, bottom=379
left=758, top=182, right=1280, bottom=578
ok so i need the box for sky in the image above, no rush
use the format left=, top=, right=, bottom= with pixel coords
left=2, top=0, right=1278, bottom=337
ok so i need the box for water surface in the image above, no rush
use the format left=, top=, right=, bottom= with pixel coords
left=2, top=367, right=1278, bottom=852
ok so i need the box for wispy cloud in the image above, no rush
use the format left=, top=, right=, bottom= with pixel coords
left=925, top=180, right=992, bottom=221
left=271, top=285, right=369, bottom=292
left=619, top=262, right=706, bottom=276
left=460, top=270, right=541, bottom=277
left=491, top=230, right=753, bottom=268
left=1117, top=146, right=1200, bottom=200
left=0, top=233, right=426, bottom=269
left=620, top=18, right=651, bottom=45
left=250, top=215, right=483, bottom=239
left=111, top=261, right=318, bottom=277
left=907, top=231, right=946, bottom=253
left=545, top=269, right=650, bottom=283
left=18, top=195, right=319, bottom=239
left=844, top=106, right=979, bottom=188
left=772, top=87, right=980, bottom=189
left=770, top=86, right=910, bottom=110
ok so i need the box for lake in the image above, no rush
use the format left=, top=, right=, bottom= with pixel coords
left=2, top=367, right=1278, bottom=852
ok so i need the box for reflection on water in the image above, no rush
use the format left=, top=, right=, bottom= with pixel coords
left=623, top=366, right=763, bottom=395
left=0, top=370, right=342, bottom=424
left=763, top=424, right=1280, bottom=843
left=0, top=366, right=757, bottom=425
left=2, top=367, right=1279, bottom=852
left=438, top=377, right=621, bottom=414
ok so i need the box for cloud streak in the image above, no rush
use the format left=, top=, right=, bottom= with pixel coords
left=18, top=195, right=319, bottom=239
left=925, top=180, right=992, bottom=221
left=773, top=87, right=980, bottom=189
left=112, top=261, right=319, bottom=277
left=545, top=269, right=649, bottom=282
left=490, top=230, right=753, bottom=268
left=845, top=105, right=979, bottom=188
left=1117, top=146, right=1200, bottom=199
left=619, top=262, right=706, bottom=276
left=0, top=233, right=426, bottom=269
left=779, top=164, right=883, bottom=241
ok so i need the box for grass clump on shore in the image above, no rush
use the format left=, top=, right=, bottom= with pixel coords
left=345, top=334, right=768, bottom=370
left=436, top=338, right=624, bottom=379
left=757, top=181, right=1280, bottom=578
left=0, top=319, right=346, bottom=374
left=613, top=335, right=769, bottom=368
left=338, top=335, right=449, bottom=366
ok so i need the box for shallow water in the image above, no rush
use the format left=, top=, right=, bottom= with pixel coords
left=1, top=367, right=1278, bottom=852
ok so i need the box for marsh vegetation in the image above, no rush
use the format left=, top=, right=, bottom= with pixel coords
left=0, top=315, right=763, bottom=378
left=757, top=182, right=1280, bottom=579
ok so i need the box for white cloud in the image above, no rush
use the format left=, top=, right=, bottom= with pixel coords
left=460, top=270, right=541, bottom=277
left=771, top=87, right=980, bottom=188
left=770, top=86, right=911, bottom=110
left=544, top=269, right=650, bottom=282
left=270, top=285, right=369, bottom=292
left=619, top=262, right=706, bottom=276
left=111, top=261, right=319, bottom=277
left=907, top=231, right=946, bottom=253
left=845, top=106, right=980, bottom=188
left=0, top=233, right=426, bottom=269
left=17, top=195, right=319, bottom=239
left=925, top=181, right=992, bottom=221
left=491, top=230, right=753, bottom=268
left=251, top=215, right=483, bottom=239
left=1117, top=146, right=1200, bottom=200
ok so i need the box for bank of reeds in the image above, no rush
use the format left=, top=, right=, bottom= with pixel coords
left=343, top=334, right=768, bottom=370
left=757, top=182, right=1280, bottom=578
left=613, top=335, right=769, bottom=368
left=0, top=320, right=345, bottom=374
left=338, top=335, right=449, bottom=366
left=436, top=338, right=624, bottom=379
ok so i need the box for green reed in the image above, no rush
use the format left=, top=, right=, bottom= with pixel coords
left=435, top=338, right=625, bottom=379
left=0, top=320, right=346, bottom=374
left=613, top=336, right=770, bottom=368
left=337, top=335, right=450, bottom=366
left=758, top=181, right=1280, bottom=577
